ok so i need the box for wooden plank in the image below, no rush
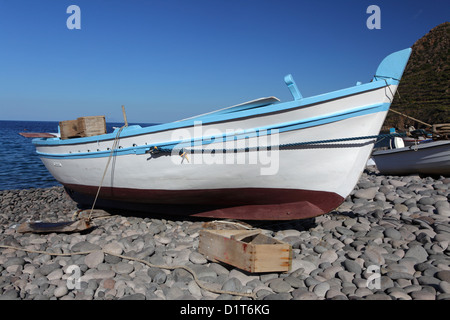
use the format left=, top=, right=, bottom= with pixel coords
left=17, top=219, right=92, bottom=233
left=19, top=132, right=57, bottom=138
left=433, top=123, right=450, bottom=128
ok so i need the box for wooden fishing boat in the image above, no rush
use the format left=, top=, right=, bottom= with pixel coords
left=32, top=48, right=411, bottom=220
left=372, top=140, right=450, bottom=176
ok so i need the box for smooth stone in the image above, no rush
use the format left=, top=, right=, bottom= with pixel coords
left=39, top=263, right=60, bottom=276
left=337, top=270, right=354, bottom=283
left=388, top=290, right=412, bottom=300
left=268, top=278, right=292, bottom=293
left=292, top=291, right=318, bottom=300
left=156, top=236, right=171, bottom=244
left=283, top=276, right=305, bottom=288
left=188, top=280, right=202, bottom=297
left=354, top=187, right=378, bottom=200
left=439, top=281, right=450, bottom=294
left=417, top=276, right=441, bottom=287
left=190, top=265, right=217, bottom=280
left=313, top=282, right=330, bottom=297
left=290, top=259, right=316, bottom=275
left=260, top=273, right=279, bottom=283
left=229, top=269, right=258, bottom=285
left=103, top=242, right=123, bottom=255
left=353, top=287, right=373, bottom=298
left=3, top=257, right=26, bottom=268
left=390, top=180, right=407, bottom=187
left=394, top=204, right=408, bottom=214
left=384, top=228, right=402, bottom=240
left=437, top=207, right=450, bottom=217
left=221, top=278, right=243, bottom=293
left=84, top=250, right=104, bottom=269
left=112, top=262, right=134, bottom=274
left=103, top=278, right=115, bottom=290
left=364, top=293, right=392, bottom=300
left=410, top=290, right=435, bottom=300
left=320, top=250, right=338, bottom=263
left=47, top=269, right=63, bottom=281
left=362, top=249, right=385, bottom=265
left=336, top=226, right=354, bottom=236
left=263, top=293, right=292, bottom=300
left=404, top=245, right=428, bottom=263
left=321, top=265, right=343, bottom=280
left=54, top=286, right=68, bottom=298
left=343, top=259, right=362, bottom=275
left=0, top=289, right=19, bottom=300
left=419, top=197, right=436, bottom=206
left=326, top=289, right=346, bottom=300
left=436, top=271, right=450, bottom=282
left=189, top=252, right=207, bottom=264
left=381, top=276, right=395, bottom=290
left=71, top=241, right=101, bottom=252
left=81, top=270, right=116, bottom=281
left=386, top=271, right=414, bottom=280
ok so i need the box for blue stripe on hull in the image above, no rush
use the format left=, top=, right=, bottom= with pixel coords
left=36, top=102, right=390, bottom=160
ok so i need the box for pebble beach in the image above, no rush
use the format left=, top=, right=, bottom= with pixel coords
left=0, top=165, right=449, bottom=301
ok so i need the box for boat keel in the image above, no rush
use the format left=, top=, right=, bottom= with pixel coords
left=63, top=185, right=344, bottom=220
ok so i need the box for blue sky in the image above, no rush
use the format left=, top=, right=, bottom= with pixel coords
left=0, top=0, right=448, bottom=123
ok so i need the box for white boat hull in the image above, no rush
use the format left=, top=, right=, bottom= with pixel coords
left=32, top=49, right=412, bottom=220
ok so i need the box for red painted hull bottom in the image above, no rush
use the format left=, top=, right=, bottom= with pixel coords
left=64, top=184, right=344, bottom=220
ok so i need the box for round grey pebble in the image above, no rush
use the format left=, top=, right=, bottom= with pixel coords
left=313, top=282, right=330, bottom=297
left=221, top=278, right=243, bottom=293
left=436, top=271, right=450, bottom=282
left=112, top=262, right=134, bottom=274
left=189, top=252, right=207, bottom=264
left=268, top=278, right=292, bottom=293
left=404, top=245, right=428, bottom=263
left=384, top=228, right=402, bottom=240
left=54, top=286, right=68, bottom=298
left=343, top=259, right=362, bottom=274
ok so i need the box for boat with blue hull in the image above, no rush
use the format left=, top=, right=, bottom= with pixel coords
left=32, top=48, right=411, bottom=220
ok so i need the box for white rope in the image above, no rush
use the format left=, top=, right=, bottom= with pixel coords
left=88, top=126, right=125, bottom=221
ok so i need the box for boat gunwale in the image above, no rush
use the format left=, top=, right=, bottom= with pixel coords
left=32, top=78, right=397, bottom=147
left=35, top=102, right=390, bottom=160
left=372, top=140, right=450, bottom=157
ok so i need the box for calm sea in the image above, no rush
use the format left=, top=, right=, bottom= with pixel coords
left=0, top=120, right=155, bottom=190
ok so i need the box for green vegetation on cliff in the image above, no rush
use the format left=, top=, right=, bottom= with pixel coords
left=385, top=22, right=450, bottom=129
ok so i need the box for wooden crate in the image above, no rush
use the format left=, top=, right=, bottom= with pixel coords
left=77, top=116, right=106, bottom=137
left=59, top=119, right=81, bottom=140
left=199, top=229, right=292, bottom=273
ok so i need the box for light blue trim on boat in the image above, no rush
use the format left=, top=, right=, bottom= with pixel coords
left=36, top=102, right=390, bottom=160
left=33, top=78, right=395, bottom=147
left=374, top=48, right=412, bottom=81
left=284, top=74, right=303, bottom=100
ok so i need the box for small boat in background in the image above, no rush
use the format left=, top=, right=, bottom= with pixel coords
left=30, top=48, right=411, bottom=220
left=372, top=140, right=450, bottom=176
left=400, top=128, right=433, bottom=146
